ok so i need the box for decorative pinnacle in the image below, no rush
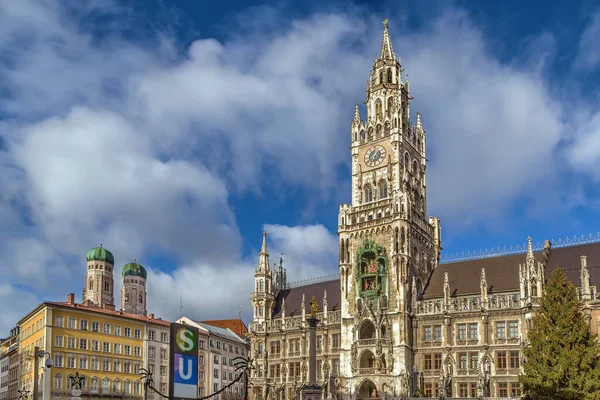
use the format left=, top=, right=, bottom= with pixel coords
left=353, top=102, right=361, bottom=122
left=526, top=236, right=534, bottom=259
left=261, top=231, right=268, bottom=254
left=383, top=18, right=389, bottom=29
left=416, top=112, right=422, bottom=130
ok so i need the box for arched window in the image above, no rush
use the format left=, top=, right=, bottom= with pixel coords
left=387, top=68, right=393, bottom=83
left=90, top=377, right=99, bottom=393
left=123, top=380, right=131, bottom=394
left=404, top=153, right=410, bottom=170
left=139, top=294, right=143, bottom=304
left=89, top=278, right=93, bottom=290
left=259, top=280, right=264, bottom=292
left=125, top=293, right=129, bottom=302
left=53, top=374, right=62, bottom=389
left=102, top=378, right=110, bottom=393
left=364, top=184, right=373, bottom=203
left=387, top=97, right=393, bottom=118
left=259, top=306, right=264, bottom=317
left=379, top=180, right=388, bottom=199
left=104, top=281, right=109, bottom=292
left=379, top=71, right=383, bottom=84
left=413, top=161, right=419, bottom=180
left=113, top=379, right=121, bottom=393
left=375, top=99, right=383, bottom=121
left=133, top=381, right=140, bottom=394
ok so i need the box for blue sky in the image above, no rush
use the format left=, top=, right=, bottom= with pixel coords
left=1, top=0, right=600, bottom=334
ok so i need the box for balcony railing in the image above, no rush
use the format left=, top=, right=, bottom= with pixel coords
left=417, top=293, right=520, bottom=315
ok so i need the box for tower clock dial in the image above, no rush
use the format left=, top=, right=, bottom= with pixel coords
left=364, top=145, right=386, bottom=167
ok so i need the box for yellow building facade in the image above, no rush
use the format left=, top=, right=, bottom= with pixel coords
left=18, top=293, right=166, bottom=400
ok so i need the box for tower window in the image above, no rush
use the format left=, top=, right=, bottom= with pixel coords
left=379, top=71, right=383, bottom=84
left=387, top=68, right=392, bottom=83
left=104, top=281, right=109, bottom=292
left=364, top=185, right=373, bottom=203
left=259, top=280, right=264, bottom=292
left=375, top=99, right=383, bottom=121
left=259, top=306, right=264, bottom=317
left=125, top=293, right=129, bottom=302
left=139, top=294, right=143, bottom=304
left=89, top=278, right=93, bottom=290
left=379, top=180, right=388, bottom=199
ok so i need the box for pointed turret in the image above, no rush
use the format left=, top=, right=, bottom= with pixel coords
left=379, top=18, right=395, bottom=61
left=353, top=103, right=361, bottom=125
left=257, top=231, right=270, bottom=273
left=416, top=112, right=423, bottom=131
left=526, top=236, right=534, bottom=261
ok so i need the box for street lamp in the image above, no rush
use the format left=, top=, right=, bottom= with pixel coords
left=33, top=346, right=54, bottom=400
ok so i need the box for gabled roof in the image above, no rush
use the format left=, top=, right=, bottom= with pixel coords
left=200, top=319, right=248, bottom=336
left=423, top=242, right=600, bottom=299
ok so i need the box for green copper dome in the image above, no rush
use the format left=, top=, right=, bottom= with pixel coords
left=86, top=243, right=114, bottom=265
left=122, top=259, right=147, bottom=279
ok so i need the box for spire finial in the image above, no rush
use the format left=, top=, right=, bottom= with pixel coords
left=416, top=112, right=422, bottom=129
left=133, top=258, right=136, bottom=263
left=526, top=236, right=534, bottom=259
left=257, top=230, right=270, bottom=273
left=99, top=242, right=103, bottom=247
left=353, top=102, right=361, bottom=123
left=379, top=18, right=395, bottom=60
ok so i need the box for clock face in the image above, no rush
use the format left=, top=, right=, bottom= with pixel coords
left=364, top=145, right=386, bottom=167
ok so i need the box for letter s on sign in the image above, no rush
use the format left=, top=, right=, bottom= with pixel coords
left=176, top=328, right=195, bottom=352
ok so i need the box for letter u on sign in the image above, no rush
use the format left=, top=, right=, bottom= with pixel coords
left=174, top=354, right=198, bottom=384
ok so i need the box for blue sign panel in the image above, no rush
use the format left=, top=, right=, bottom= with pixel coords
left=169, top=323, right=199, bottom=400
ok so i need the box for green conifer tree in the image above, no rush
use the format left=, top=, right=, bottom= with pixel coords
left=520, top=267, right=600, bottom=400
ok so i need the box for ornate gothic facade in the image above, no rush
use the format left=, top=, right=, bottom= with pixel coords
left=247, top=19, right=600, bottom=400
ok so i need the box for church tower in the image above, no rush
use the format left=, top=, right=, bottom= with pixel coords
left=83, top=243, right=115, bottom=308
left=251, top=231, right=275, bottom=323
left=337, top=19, right=442, bottom=396
left=121, top=259, right=148, bottom=316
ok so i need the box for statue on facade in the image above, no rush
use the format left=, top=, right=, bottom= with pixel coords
left=351, top=342, right=358, bottom=371
left=310, top=296, right=319, bottom=319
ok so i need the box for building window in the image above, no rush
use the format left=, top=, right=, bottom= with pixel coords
left=469, top=352, right=478, bottom=370
left=55, top=316, right=64, bottom=328
left=160, top=348, right=167, bottom=359
left=54, top=374, right=62, bottom=389
left=434, top=354, right=442, bottom=370
left=103, top=342, right=110, bottom=352
left=498, top=382, right=508, bottom=397
left=161, top=333, right=168, bottom=342
left=134, top=346, right=141, bottom=357
left=114, top=326, right=121, bottom=336
left=496, top=322, right=506, bottom=339
left=134, top=329, right=141, bottom=339
left=124, top=345, right=131, bottom=355
left=55, top=336, right=64, bottom=347
left=332, top=334, right=340, bottom=349
left=124, top=327, right=131, bottom=337
left=433, top=325, right=442, bottom=341
left=508, top=321, right=519, bottom=338
left=114, top=343, right=121, bottom=354
left=80, top=320, right=88, bottom=330
left=199, top=355, right=204, bottom=365
left=423, top=354, right=432, bottom=370
left=510, top=382, right=521, bottom=397
left=79, top=356, right=88, bottom=369
left=497, top=351, right=507, bottom=369
left=92, top=340, right=99, bottom=351
left=160, top=366, right=166, bottom=376
left=468, top=323, right=478, bottom=340
left=458, top=353, right=467, bottom=370
left=214, top=355, right=219, bottom=364
left=457, top=324, right=467, bottom=340
left=68, top=318, right=76, bottom=329
left=199, top=340, right=205, bottom=349
left=379, top=181, right=388, bottom=199
left=67, top=355, right=76, bottom=368
left=149, top=330, right=156, bottom=340
left=458, top=383, right=468, bottom=397
left=214, top=369, right=219, bottom=378
left=80, top=339, right=88, bottom=350
left=92, top=322, right=100, bottom=332
left=102, top=359, right=110, bottom=371
left=149, top=346, right=155, bottom=358
left=424, top=327, right=432, bottom=341
left=113, top=361, right=121, bottom=372
left=54, top=354, right=63, bottom=368
left=510, top=351, right=520, bottom=369
left=103, top=324, right=111, bottom=334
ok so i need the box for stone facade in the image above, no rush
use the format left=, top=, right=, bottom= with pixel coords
left=247, top=18, right=600, bottom=400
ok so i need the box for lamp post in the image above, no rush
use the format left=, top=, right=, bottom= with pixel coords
left=33, top=346, right=53, bottom=400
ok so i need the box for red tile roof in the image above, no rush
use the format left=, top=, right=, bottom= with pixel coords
left=46, top=300, right=171, bottom=326
left=199, top=319, right=248, bottom=336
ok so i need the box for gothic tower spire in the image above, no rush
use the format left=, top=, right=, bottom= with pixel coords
left=251, top=231, right=274, bottom=323
left=379, top=18, right=396, bottom=61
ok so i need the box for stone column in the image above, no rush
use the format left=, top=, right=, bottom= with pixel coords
left=303, top=317, right=321, bottom=400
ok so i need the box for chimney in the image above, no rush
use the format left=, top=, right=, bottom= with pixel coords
left=149, top=313, right=155, bottom=319
left=67, top=293, right=75, bottom=305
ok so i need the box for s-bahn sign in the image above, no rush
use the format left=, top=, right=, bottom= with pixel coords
left=169, top=323, right=199, bottom=400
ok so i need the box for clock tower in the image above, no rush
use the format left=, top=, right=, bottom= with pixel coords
left=337, top=19, right=442, bottom=397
